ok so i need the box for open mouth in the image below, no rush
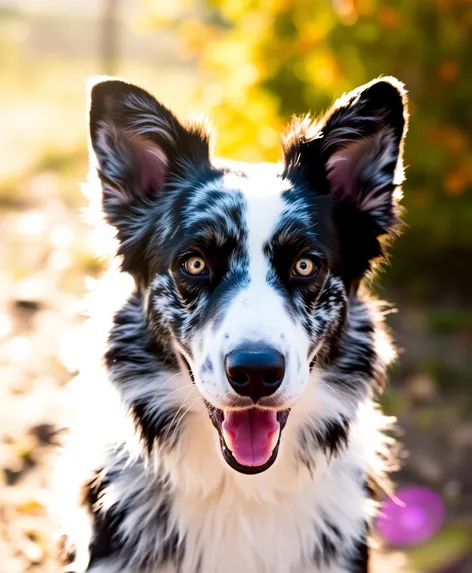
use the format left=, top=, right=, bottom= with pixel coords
left=207, top=406, right=290, bottom=475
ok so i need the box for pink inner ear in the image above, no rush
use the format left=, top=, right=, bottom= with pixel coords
left=326, top=137, right=375, bottom=202
left=129, top=134, right=168, bottom=194
left=326, top=128, right=396, bottom=212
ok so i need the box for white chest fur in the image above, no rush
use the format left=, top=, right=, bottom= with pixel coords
left=173, top=461, right=366, bottom=573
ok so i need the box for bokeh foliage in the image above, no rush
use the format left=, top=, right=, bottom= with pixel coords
left=144, top=0, right=472, bottom=298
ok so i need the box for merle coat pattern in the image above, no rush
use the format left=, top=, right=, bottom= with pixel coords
left=60, top=76, right=408, bottom=573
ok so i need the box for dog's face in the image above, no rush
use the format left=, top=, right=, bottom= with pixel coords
left=89, top=77, right=407, bottom=474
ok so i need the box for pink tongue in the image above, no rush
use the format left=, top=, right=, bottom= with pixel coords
left=222, top=409, right=280, bottom=467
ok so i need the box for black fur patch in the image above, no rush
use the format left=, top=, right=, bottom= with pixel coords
left=81, top=469, right=124, bottom=563
left=105, top=291, right=186, bottom=454
left=345, top=524, right=370, bottom=573
left=312, top=520, right=344, bottom=567
left=82, top=464, right=183, bottom=571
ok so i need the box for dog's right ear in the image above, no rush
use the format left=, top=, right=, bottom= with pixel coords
left=88, top=77, right=211, bottom=229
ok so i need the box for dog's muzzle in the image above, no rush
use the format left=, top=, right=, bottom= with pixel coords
left=206, top=344, right=290, bottom=475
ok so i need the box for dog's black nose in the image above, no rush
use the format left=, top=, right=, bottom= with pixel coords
left=225, top=346, right=285, bottom=402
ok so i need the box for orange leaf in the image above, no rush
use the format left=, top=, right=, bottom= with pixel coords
left=444, top=168, right=472, bottom=196
left=378, top=7, right=401, bottom=29
left=438, top=60, right=459, bottom=82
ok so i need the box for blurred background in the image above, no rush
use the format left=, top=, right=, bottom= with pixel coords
left=0, top=1, right=471, bottom=572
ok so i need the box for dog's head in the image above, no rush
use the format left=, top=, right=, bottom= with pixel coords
left=89, top=77, right=407, bottom=474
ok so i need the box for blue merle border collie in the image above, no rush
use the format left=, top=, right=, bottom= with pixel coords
left=60, top=75, right=408, bottom=573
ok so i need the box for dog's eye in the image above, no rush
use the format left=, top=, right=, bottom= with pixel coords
left=182, top=255, right=208, bottom=276
left=293, top=257, right=317, bottom=277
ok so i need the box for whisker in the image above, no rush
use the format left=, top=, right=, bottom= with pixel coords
left=155, top=369, right=192, bottom=392
left=321, top=380, right=337, bottom=395
left=158, top=384, right=195, bottom=401
left=167, top=395, right=203, bottom=446
left=164, top=386, right=198, bottom=438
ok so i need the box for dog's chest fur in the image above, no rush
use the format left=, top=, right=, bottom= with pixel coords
left=171, top=453, right=368, bottom=573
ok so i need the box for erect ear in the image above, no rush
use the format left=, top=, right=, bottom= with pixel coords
left=283, top=77, right=408, bottom=285
left=88, top=77, right=211, bottom=278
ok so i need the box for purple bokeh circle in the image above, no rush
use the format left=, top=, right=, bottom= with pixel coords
left=376, top=487, right=446, bottom=546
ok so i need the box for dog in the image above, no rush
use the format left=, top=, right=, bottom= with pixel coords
left=60, top=75, right=408, bottom=573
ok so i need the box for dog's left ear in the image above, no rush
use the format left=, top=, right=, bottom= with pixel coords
left=284, top=77, right=408, bottom=231
left=283, top=77, right=408, bottom=284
